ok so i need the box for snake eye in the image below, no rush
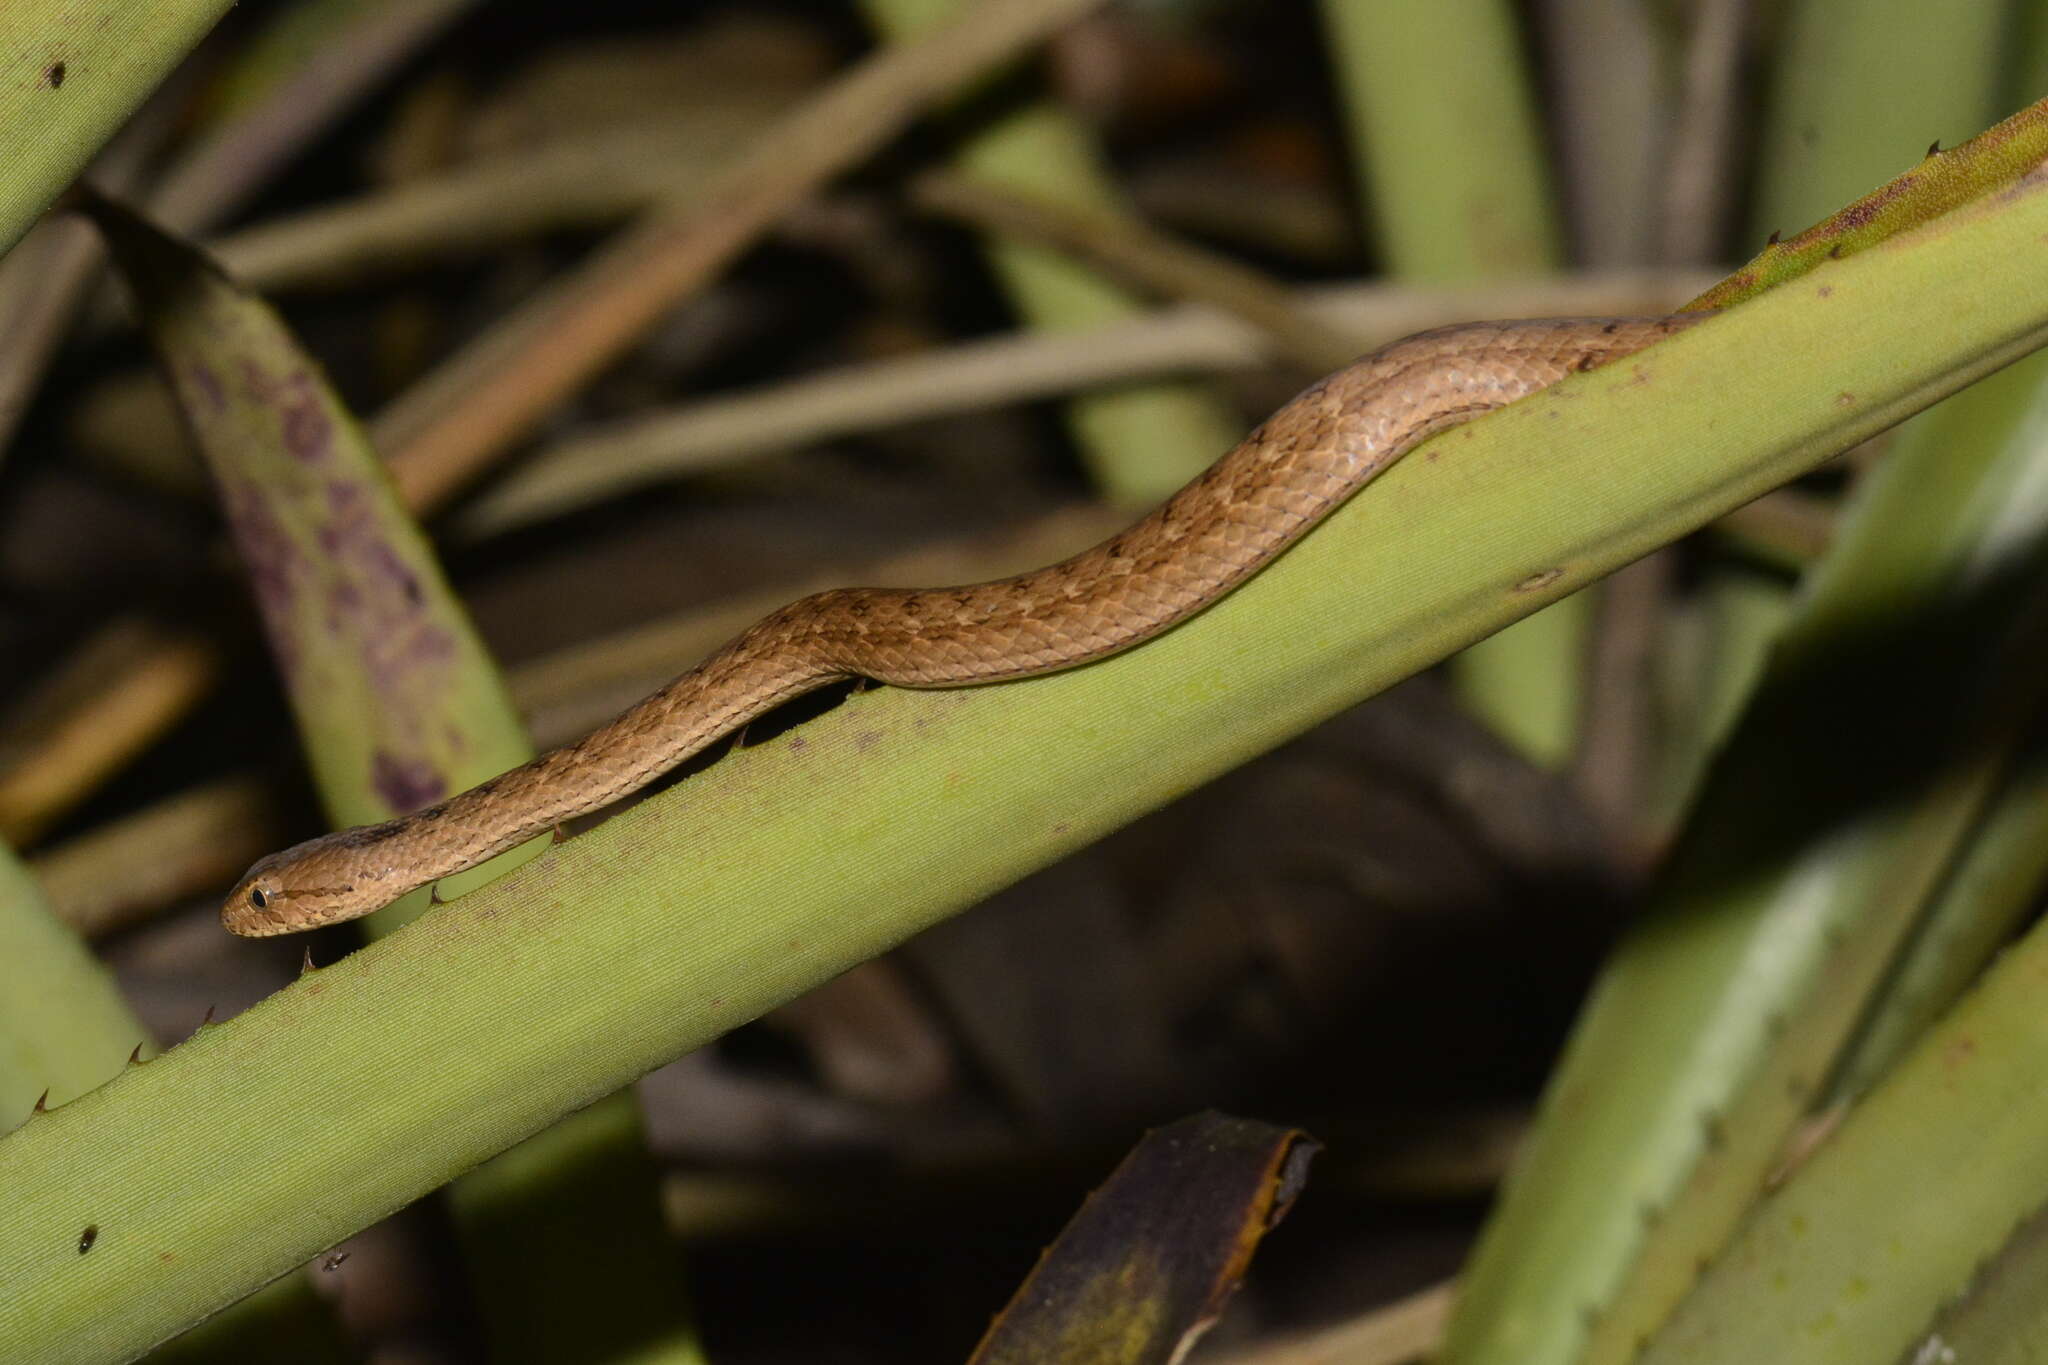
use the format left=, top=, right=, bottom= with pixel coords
left=249, top=887, right=270, bottom=909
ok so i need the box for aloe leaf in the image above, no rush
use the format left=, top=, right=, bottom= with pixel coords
left=91, top=199, right=542, bottom=914
left=91, top=203, right=696, bottom=1362
left=1445, top=349, right=2048, bottom=1365
left=0, top=846, right=147, bottom=1133
left=1638, top=888, right=2048, bottom=1364
left=0, top=0, right=231, bottom=255
left=1825, top=358, right=2048, bottom=1099
left=1896, top=1199, right=2048, bottom=1365
left=1442, top=72, right=2048, bottom=1365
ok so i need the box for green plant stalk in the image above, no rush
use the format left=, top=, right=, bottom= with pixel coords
left=1829, top=716, right=2048, bottom=1097
left=1443, top=318, right=2048, bottom=1365
left=0, top=0, right=232, bottom=256
left=0, top=826, right=340, bottom=1360
left=0, top=846, right=148, bottom=1130
left=1898, top=1200, right=2048, bottom=1365
left=97, top=206, right=696, bottom=1363
left=1534, top=0, right=1667, bottom=266
left=861, top=0, right=1243, bottom=503
left=1444, top=50, right=2034, bottom=1365
left=1317, top=0, right=1584, bottom=765
left=1751, top=0, right=2005, bottom=243
left=1637, top=887, right=2048, bottom=1364
left=1824, top=351, right=2048, bottom=1099
left=1316, top=0, right=1560, bottom=281
left=5, top=157, right=2048, bottom=1362
left=1789, top=3, right=2048, bottom=1115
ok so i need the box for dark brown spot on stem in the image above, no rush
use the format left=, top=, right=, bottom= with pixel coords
left=46, top=62, right=65, bottom=88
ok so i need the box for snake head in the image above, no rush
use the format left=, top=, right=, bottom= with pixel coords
left=221, top=854, right=317, bottom=937
left=219, top=825, right=404, bottom=937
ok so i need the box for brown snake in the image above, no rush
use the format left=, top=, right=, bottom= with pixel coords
left=223, top=314, right=1701, bottom=936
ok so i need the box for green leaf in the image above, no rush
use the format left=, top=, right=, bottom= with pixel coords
left=0, top=1, right=232, bottom=255
left=1444, top=86, right=2048, bottom=1365
left=91, top=197, right=544, bottom=923
left=0, top=845, right=147, bottom=1132
left=1639, top=898, right=2048, bottom=1364
left=91, top=200, right=694, bottom=1362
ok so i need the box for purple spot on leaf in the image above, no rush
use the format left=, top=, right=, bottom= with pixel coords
left=372, top=541, right=425, bottom=607
left=372, top=751, right=446, bottom=814
left=324, top=479, right=367, bottom=518
left=318, top=483, right=423, bottom=606
left=238, top=359, right=275, bottom=403
left=280, top=377, right=332, bottom=463
left=223, top=484, right=303, bottom=680
left=187, top=362, right=226, bottom=415
left=407, top=624, right=458, bottom=667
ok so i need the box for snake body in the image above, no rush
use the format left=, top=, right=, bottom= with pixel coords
left=223, top=315, right=1700, bottom=936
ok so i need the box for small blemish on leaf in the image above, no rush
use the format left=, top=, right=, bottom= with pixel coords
left=78, top=1225, right=97, bottom=1254
left=1514, top=568, right=1564, bottom=593
left=46, top=62, right=65, bottom=88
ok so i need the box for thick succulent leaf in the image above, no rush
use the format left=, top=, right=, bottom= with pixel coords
left=93, top=199, right=542, bottom=917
